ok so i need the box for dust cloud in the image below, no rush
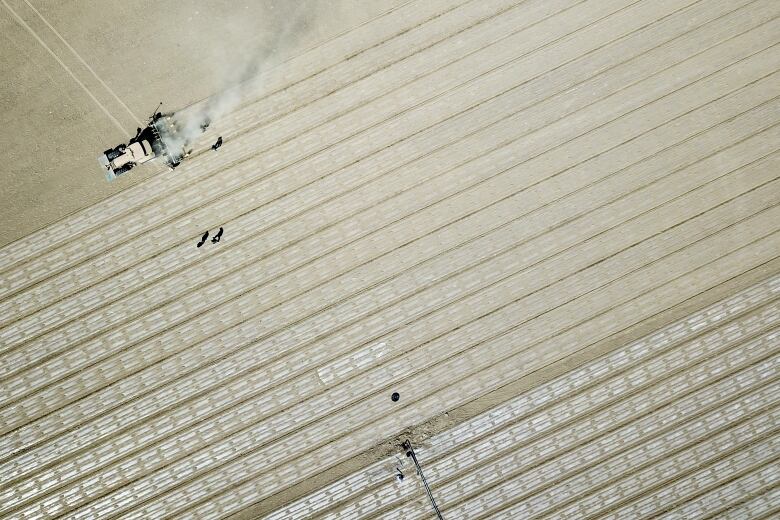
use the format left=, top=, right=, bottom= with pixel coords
left=154, top=1, right=313, bottom=162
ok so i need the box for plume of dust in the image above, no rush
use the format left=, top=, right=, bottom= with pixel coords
left=154, top=2, right=311, bottom=162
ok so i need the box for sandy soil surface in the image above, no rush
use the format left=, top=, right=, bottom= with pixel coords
left=0, top=1, right=778, bottom=518
left=0, top=0, right=407, bottom=248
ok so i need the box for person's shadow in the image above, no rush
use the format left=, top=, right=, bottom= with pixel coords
left=196, top=227, right=224, bottom=247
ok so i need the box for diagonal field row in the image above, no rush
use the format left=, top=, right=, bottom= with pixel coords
left=244, top=279, right=780, bottom=519
left=393, top=354, right=780, bottom=518
left=4, top=161, right=777, bottom=514
left=2, top=0, right=776, bottom=412
left=0, top=8, right=776, bottom=516
left=0, top=0, right=766, bottom=369
left=0, top=0, right=661, bottom=326
left=1, top=4, right=772, bottom=456
left=1, top=0, right=778, bottom=518
left=263, top=278, right=779, bottom=519
left=0, top=0, right=465, bottom=273
left=6, top=144, right=780, bottom=516
left=62, top=214, right=780, bottom=519
left=6, top=2, right=772, bottom=426
left=652, top=466, right=779, bottom=519
left=0, top=0, right=549, bottom=297
left=3, top=87, right=778, bottom=511
left=3, top=82, right=772, bottom=476
left=0, top=0, right=594, bottom=343
left=7, top=75, right=776, bottom=520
